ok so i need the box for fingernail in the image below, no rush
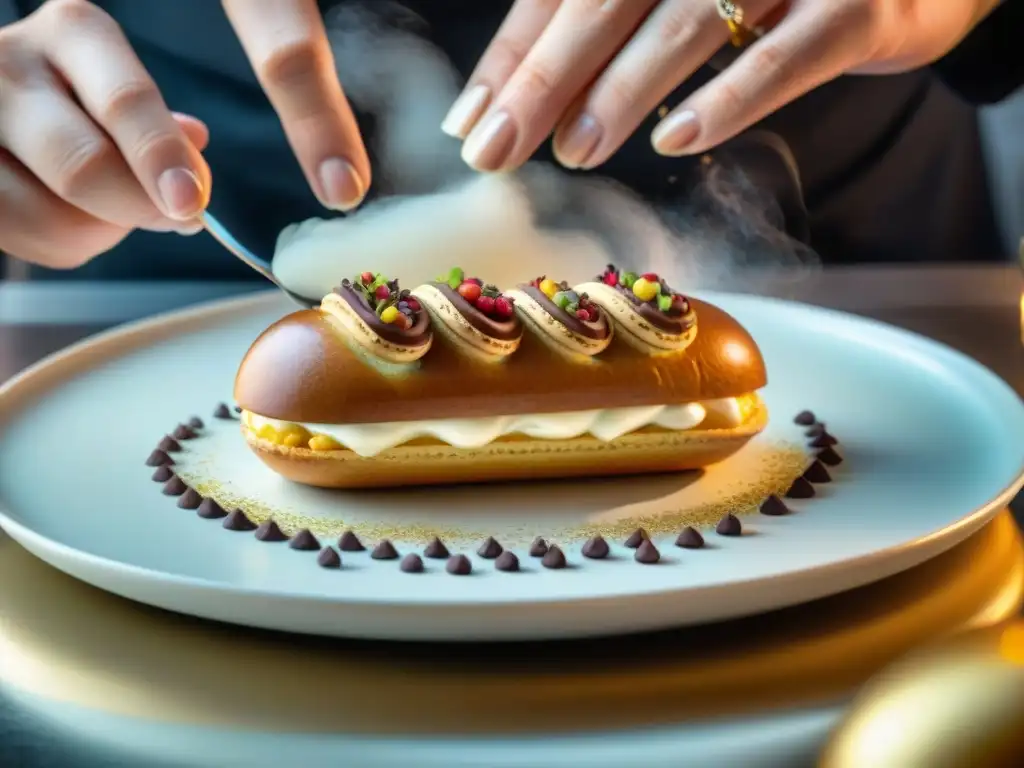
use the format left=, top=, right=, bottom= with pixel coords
left=652, top=110, right=701, bottom=156
left=555, top=113, right=603, bottom=169
left=317, top=157, right=366, bottom=211
left=174, top=219, right=204, bottom=236
left=441, top=84, right=491, bottom=139
left=157, top=167, right=205, bottom=220
left=461, top=110, right=517, bottom=172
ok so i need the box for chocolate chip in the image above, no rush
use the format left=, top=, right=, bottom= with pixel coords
left=317, top=547, right=341, bottom=569
left=162, top=476, right=188, bottom=496
left=816, top=447, right=843, bottom=466
left=582, top=536, right=610, bottom=559
left=785, top=476, right=816, bottom=499
left=338, top=530, right=365, bottom=552
left=716, top=514, right=742, bottom=537
left=371, top=540, right=399, bottom=560
left=289, top=528, right=320, bottom=551
left=794, top=410, right=816, bottom=425
left=223, top=509, right=257, bottom=531
left=809, top=433, right=838, bottom=448
left=634, top=539, right=661, bottom=564
left=400, top=554, right=424, bottom=573
left=213, top=403, right=233, bottom=419
left=759, top=495, right=791, bottom=516
left=541, top=545, right=567, bottom=569
left=805, top=423, right=826, bottom=438
left=624, top=528, right=648, bottom=548
left=802, top=460, right=832, bottom=484
left=495, top=551, right=520, bottom=572
left=675, top=527, right=705, bottom=549
left=233, top=405, right=242, bottom=414
left=197, top=498, right=227, bottom=519
left=145, top=449, right=174, bottom=467
left=173, top=424, right=196, bottom=440
left=255, top=520, right=288, bottom=542
left=176, top=488, right=203, bottom=509
left=151, top=465, right=174, bottom=482
left=158, top=436, right=181, bottom=452
left=529, top=537, right=549, bottom=557
left=477, top=536, right=503, bottom=559
left=446, top=554, right=472, bottom=575
left=423, top=537, right=449, bottom=559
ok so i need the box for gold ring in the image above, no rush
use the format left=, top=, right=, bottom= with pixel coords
left=716, top=0, right=761, bottom=47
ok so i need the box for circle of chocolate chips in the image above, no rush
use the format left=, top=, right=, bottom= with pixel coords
left=529, top=537, right=549, bottom=557
left=371, top=540, right=399, bottom=560
left=289, top=529, right=320, bottom=551
left=338, top=530, right=365, bottom=552
left=759, top=495, right=790, bottom=517
left=477, top=536, right=503, bottom=559
left=582, top=536, right=610, bottom=559
left=446, top=554, right=472, bottom=575
left=317, top=547, right=341, bottom=569
left=223, top=509, right=257, bottom=531
left=495, top=551, right=520, bottom=572
left=400, top=554, right=424, bottom=573
left=197, top=498, right=227, bottom=519
left=424, top=537, right=450, bottom=559
left=255, top=520, right=288, bottom=542
left=541, top=545, right=567, bottom=569
left=716, top=514, right=742, bottom=537
left=634, top=539, right=660, bottom=564
left=675, top=527, right=704, bottom=549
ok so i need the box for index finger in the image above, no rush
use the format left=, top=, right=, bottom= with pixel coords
left=222, top=0, right=369, bottom=211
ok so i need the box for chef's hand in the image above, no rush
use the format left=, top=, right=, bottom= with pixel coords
left=0, top=0, right=369, bottom=268
left=442, top=0, right=1000, bottom=172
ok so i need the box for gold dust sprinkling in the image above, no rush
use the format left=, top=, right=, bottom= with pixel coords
left=182, top=443, right=812, bottom=547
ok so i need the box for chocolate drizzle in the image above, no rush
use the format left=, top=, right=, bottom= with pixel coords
left=433, top=283, right=523, bottom=341
left=335, top=280, right=431, bottom=347
left=521, top=285, right=611, bottom=341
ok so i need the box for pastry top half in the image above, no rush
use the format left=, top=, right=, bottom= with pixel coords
left=234, top=265, right=767, bottom=425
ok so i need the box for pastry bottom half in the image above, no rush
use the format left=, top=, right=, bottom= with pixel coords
left=242, top=396, right=769, bottom=489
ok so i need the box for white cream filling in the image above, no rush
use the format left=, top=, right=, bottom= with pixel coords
left=243, top=398, right=745, bottom=458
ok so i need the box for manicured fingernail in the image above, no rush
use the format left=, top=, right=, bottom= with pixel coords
left=174, top=219, right=204, bottom=236
left=555, top=113, right=603, bottom=169
left=157, top=167, right=204, bottom=220
left=652, top=110, right=701, bottom=156
left=461, top=110, right=517, bottom=172
left=441, top=84, right=491, bottom=139
left=317, top=157, right=366, bottom=211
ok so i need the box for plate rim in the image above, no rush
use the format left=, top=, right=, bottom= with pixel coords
left=1, top=289, right=1023, bottom=611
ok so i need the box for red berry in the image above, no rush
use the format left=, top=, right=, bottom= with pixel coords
left=493, top=296, right=513, bottom=318
left=467, top=277, right=483, bottom=286
left=360, top=271, right=375, bottom=285
left=641, top=272, right=659, bottom=282
left=602, top=272, right=619, bottom=286
left=575, top=308, right=591, bottom=322
left=374, top=284, right=390, bottom=301
left=476, top=295, right=496, bottom=315
left=405, top=297, right=421, bottom=312
left=457, top=281, right=482, bottom=303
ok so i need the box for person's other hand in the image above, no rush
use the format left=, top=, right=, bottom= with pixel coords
left=0, top=0, right=369, bottom=269
left=442, top=0, right=1001, bottom=172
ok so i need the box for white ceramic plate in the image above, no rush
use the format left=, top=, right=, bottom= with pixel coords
left=1, top=291, right=1022, bottom=641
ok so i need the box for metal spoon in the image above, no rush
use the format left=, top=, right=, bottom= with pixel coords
left=200, top=212, right=320, bottom=309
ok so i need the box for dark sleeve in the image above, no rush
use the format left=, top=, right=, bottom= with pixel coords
left=931, top=0, right=1024, bottom=104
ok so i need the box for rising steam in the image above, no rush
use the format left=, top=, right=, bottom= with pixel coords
left=271, top=0, right=818, bottom=300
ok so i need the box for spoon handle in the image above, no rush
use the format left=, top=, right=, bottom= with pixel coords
left=200, top=213, right=275, bottom=281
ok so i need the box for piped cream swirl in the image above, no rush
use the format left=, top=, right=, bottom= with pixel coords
left=576, top=281, right=697, bottom=354
left=320, top=292, right=432, bottom=365
left=506, top=288, right=612, bottom=361
left=411, top=284, right=521, bottom=362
